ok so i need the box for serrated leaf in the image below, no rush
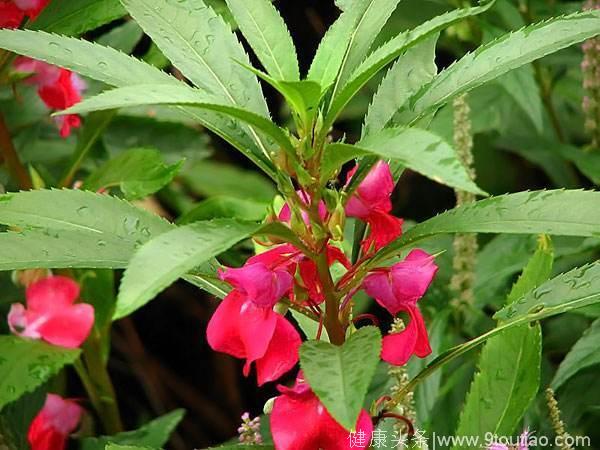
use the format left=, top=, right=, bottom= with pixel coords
left=31, top=0, right=126, bottom=36
left=0, top=337, right=80, bottom=410
left=452, top=237, right=552, bottom=449
left=408, top=10, right=600, bottom=120
left=225, top=0, right=299, bottom=80
left=115, top=220, right=291, bottom=319
left=362, top=34, right=438, bottom=137
left=58, top=84, right=294, bottom=157
left=0, top=29, right=173, bottom=86
left=299, top=326, right=381, bottom=431
left=373, top=190, right=600, bottom=265
left=0, top=189, right=173, bottom=270
left=320, top=1, right=495, bottom=135
left=452, top=325, right=541, bottom=449
left=326, top=127, right=486, bottom=195
left=0, top=29, right=276, bottom=178
left=121, top=0, right=273, bottom=158
left=329, top=0, right=403, bottom=101
left=81, top=409, right=184, bottom=450
left=551, top=318, right=600, bottom=390
left=84, top=148, right=183, bottom=200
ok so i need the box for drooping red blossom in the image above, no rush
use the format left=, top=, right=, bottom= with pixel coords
left=271, top=372, right=373, bottom=450
left=27, top=393, right=83, bottom=450
left=207, top=290, right=301, bottom=385
left=0, top=0, right=49, bottom=28
left=363, top=249, right=438, bottom=365
left=346, top=161, right=403, bottom=253
left=8, top=276, right=94, bottom=348
left=13, top=57, right=86, bottom=137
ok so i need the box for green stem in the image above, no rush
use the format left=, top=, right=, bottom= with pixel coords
left=77, top=333, right=123, bottom=434
left=316, top=250, right=345, bottom=345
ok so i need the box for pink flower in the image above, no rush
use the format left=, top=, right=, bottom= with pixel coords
left=27, top=394, right=83, bottom=450
left=0, top=0, right=49, bottom=28
left=14, top=57, right=86, bottom=137
left=346, top=161, right=403, bottom=253
left=8, top=276, right=95, bottom=349
left=271, top=372, right=373, bottom=450
left=363, top=249, right=437, bottom=365
left=207, top=290, right=301, bottom=385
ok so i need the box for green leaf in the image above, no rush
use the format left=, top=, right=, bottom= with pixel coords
left=299, top=326, right=382, bottom=430
left=327, top=127, right=486, bottom=195
left=329, top=0, right=403, bottom=101
left=552, top=318, right=600, bottom=390
left=0, top=189, right=173, bottom=270
left=81, top=409, right=184, bottom=450
left=452, top=237, right=552, bottom=449
left=0, top=30, right=174, bottom=87
left=178, top=197, right=268, bottom=224
left=320, top=0, right=495, bottom=136
left=0, top=29, right=276, bottom=178
left=225, top=0, right=299, bottom=80
left=452, top=325, right=541, bottom=449
left=115, top=220, right=277, bottom=319
left=84, top=148, right=183, bottom=200
left=496, top=262, right=600, bottom=322
left=373, top=190, right=600, bottom=265
left=0, top=337, right=80, bottom=410
left=121, top=0, right=273, bottom=158
left=59, top=84, right=295, bottom=157
left=105, top=445, right=155, bottom=450
left=362, top=34, right=438, bottom=137
left=290, top=309, right=330, bottom=343
left=97, top=21, right=144, bottom=54
left=408, top=11, right=600, bottom=120
left=31, top=0, right=126, bottom=36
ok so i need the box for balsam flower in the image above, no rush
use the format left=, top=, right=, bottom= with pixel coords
left=271, top=372, right=373, bottom=450
left=346, top=161, right=403, bottom=253
left=14, top=57, right=86, bottom=137
left=0, top=0, right=49, bottom=28
left=363, top=249, right=438, bottom=365
left=27, top=393, right=83, bottom=450
left=208, top=249, right=302, bottom=385
left=8, top=276, right=95, bottom=349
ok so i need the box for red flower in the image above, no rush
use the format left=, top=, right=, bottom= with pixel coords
left=0, top=1, right=24, bottom=28
left=207, top=291, right=301, bottom=385
left=363, top=249, right=438, bottom=365
left=8, top=276, right=95, bottom=348
left=13, top=57, right=85, bottom=137
left=271, top=373, right=373, bottom=450
left=346, top=161, right=403, bottom=253
left=28, top=393, right=83, bottom=450
left=0, top=0, right=49, bottom=28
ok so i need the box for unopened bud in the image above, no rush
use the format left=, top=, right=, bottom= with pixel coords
left=12, top=269, right=51, bottom=287
left=328, top=202, right=346, bottom=241
left=263, top=397, right=276, bottom=415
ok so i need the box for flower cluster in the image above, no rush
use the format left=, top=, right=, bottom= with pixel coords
left=207, top=161, right=438, bottom=449
left=13, top=57, right=86, bottom=137
left=0, top=0, right=49, bottom=28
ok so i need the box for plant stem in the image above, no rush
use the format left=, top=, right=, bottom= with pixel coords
left=0, top=112, right=32, bottom=189
left=77, top=333, right=123, bottom=434
left=316, top=250, right=345, bottom=345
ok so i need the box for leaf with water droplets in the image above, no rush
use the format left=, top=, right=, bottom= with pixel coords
left=374, top=190, right=600, bottom=266
left=0, top=337, right=79, bottom=411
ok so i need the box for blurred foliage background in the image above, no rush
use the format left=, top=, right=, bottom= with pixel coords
left=1, top=0, right=600, bottom=448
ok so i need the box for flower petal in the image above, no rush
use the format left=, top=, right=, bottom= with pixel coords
left=37, top=304, right=94, bottom=349
left=381, top=306, right=431, bottom=365
left=26, top=276, right=80, bottom=314
left=238, top=300, right=278, bottom=376
left=363, top=270, right=399, bottom=315
left=390, top=249, right=438, bottom=305
left=271, top=388, right=323, bottom=450
left=206, top=291, right=246, bottom=358
left=255, top=314, right=301, bottom=385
